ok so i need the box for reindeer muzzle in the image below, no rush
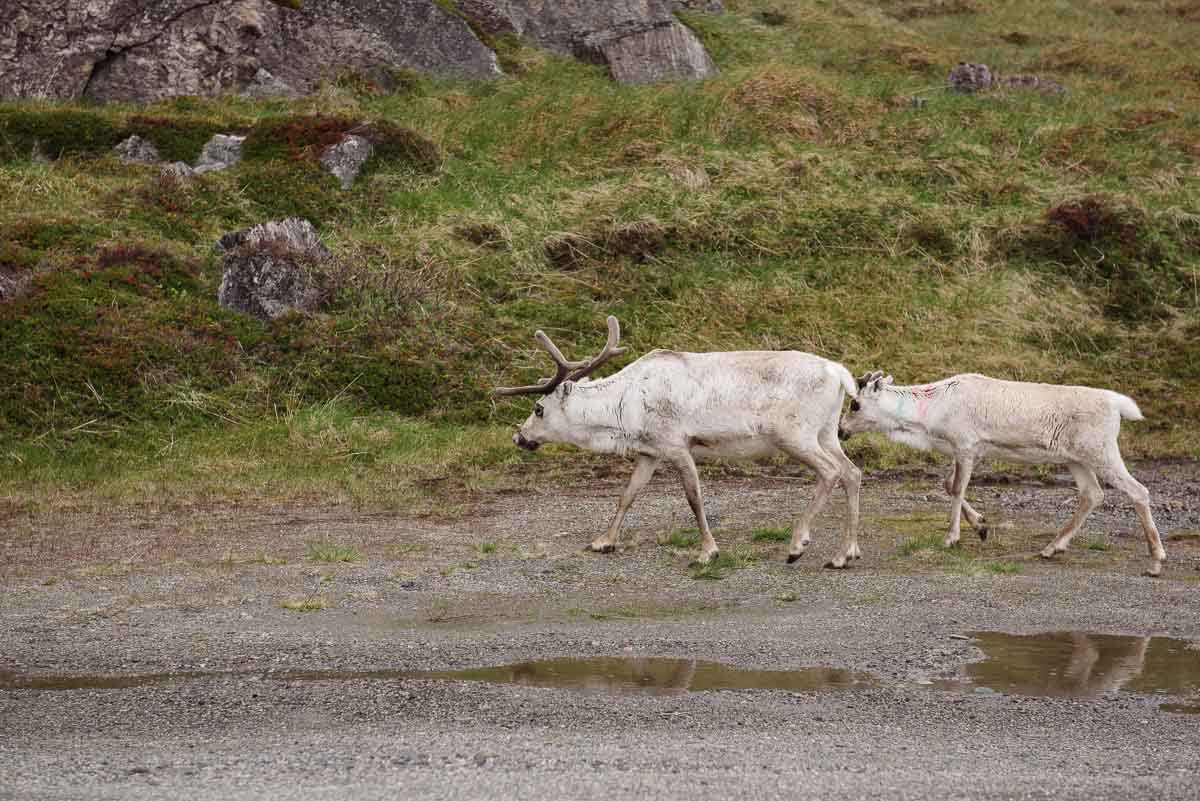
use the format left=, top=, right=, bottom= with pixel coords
left=514, top=432, right=540, bottom=452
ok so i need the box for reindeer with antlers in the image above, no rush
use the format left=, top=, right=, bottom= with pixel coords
left=495, top=316, right=863, bottom=567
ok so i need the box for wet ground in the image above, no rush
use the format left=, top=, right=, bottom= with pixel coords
left=2, top=462, right=1199, bottom=800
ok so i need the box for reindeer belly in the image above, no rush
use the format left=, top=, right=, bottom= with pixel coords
left=978, top=442, right=1070, bottom=464
left=689, top=436, right=782, bottom=462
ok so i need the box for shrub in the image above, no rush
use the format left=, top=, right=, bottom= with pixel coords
left=0, top=109, right=124, bottom=160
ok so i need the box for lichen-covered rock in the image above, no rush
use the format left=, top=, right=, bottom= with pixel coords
left=113, top=134, right=160, bottom=165
left=216, top=218, right=330, bottom=322
left=947, top=62, right=1067, bottom=95
left=586, top=20, right=716, bottom=84
left=160, top=161, right=197, bottom=181
left=0, top=0, right=721, bottom=100
left=947, top=62, right=994, bottom=92
left=457, top=0, right=718, bottom=84
left=669, top=0, right=724, bottom=11
left=0, top=0, right=501, bottom=102
left=996, top=73, right=1067, bottom=95
left=194, top=134, right=246, bottom=174
left=0, top=269, right=34, bottom=303
left=320, top=135, right=374, bottom=190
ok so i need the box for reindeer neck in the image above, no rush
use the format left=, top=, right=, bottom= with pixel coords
left=562, top=375, right=637, bottom=455
left=881, top=382, right=948, bottom=426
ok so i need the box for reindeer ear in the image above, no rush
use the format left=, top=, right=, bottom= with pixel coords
left=559, top=380, right=574, bottom=398
left=857, top=370, right=883, bottom=390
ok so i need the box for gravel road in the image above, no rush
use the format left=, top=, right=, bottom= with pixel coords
left=2, top=462, right=1198, bottom=800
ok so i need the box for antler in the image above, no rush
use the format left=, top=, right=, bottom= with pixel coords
left=568, top=315, right=625, bottom=381
left=493, top=315, right=626, bottom=397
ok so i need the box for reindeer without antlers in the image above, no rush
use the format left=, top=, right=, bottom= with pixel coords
left=839, top=370, right=1167, bottom=576
left=495, top=316, right=863, bottom=567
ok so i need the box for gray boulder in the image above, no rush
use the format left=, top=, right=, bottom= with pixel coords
left=217, top=218, right=330, bottom=322
left=456, top=0, right=718, bottom=83
left=194, top=134, right=246, bottom=175
left=114, top=134, right=160, bottom=165
left=320, top=135, right=375, bottom=190
left=0, top=0, right=501, bottom=102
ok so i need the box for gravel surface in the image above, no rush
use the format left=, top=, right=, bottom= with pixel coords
left=2, top=463, right=1198, bottom=800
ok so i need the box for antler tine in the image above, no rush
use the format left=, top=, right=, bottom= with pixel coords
left=567, top=315, right=627, bottom=382
left=491, top=330, right=585, bottom=397
left=492, top=317, right=626, bottom=397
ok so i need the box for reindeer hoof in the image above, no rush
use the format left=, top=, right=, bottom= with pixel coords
left=587, top=544, right=616, bottom=554
left=977, top=526, right=989, bottom=542
left=1038, top=546, right=1061, bottom=560
left=786, top=553, right=803, bottom=564
left=1144, top=563, right=1164, bottom=578
left=823, top=558, right=848, bottom=570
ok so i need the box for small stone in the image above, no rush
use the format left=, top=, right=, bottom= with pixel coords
left=320, top=135, right=374, bottom=190
left=194, top=134, right=246, bottom=174
left=947, top=62, right=993, bottom=93
left=114, top=135, right=161, bottom=165
left=159, top=161, right=196, bottom=181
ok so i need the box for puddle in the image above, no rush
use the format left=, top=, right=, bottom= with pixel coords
left=943, top=631, right=1200, bottom=698
left=2, top=632, right=1196, bottom=700
left=0, top=657, right=875, bottom=696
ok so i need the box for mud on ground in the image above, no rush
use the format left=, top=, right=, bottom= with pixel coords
left=1, top=462, right=1199, bottom=801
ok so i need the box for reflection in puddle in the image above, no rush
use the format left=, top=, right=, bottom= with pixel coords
left=419, top=657, right=874, bottom=695
left=945, top=631, right=1200, bottom=698
left=2, top=632, right=1196, bottom=701
left=0, top=657, right=875, bottom=696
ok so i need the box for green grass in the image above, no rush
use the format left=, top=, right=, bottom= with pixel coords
left=279, top=594, right=329, bottom=611
left=752, top=526, right=791, bottom=543
left=305, top=541, right=362, bottom=563
left=1, top=0, right=1198, bottom=512
left=896, top=531, right=1021, bottom=576
left=657, top=527, right=701, bottom=548
left=690, top=546, right=760, bottom=580
left=475, top=540, right=499, bottom=555
left=898, top=532, right=947, bottom=556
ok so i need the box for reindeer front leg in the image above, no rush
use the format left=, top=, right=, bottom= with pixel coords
left=945, top=453, right=976, bottom=548
left=668, top=451, right=720, bottom=564
left=589, top=455, right=659, bottom=554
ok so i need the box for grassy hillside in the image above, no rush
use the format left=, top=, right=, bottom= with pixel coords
left=2, top=0, right=1197, bottom=511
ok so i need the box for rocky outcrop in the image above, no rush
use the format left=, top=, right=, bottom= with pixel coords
left=216, top=218, right=330, bottom=321
left=0, top=0, right=719, bottom=100
left=457, top=0, right=718, bottom=83
left=0, top=0, right=501, bottom=102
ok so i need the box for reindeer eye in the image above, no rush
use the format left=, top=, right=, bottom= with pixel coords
left=850, top=400, right=861, bottom=412
left=534, top=404, right=544, bottom=418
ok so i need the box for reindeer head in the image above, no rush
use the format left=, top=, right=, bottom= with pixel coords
left=493, top=316, right=626, bottom=452
left=839, top=370, right=894, bottom=439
